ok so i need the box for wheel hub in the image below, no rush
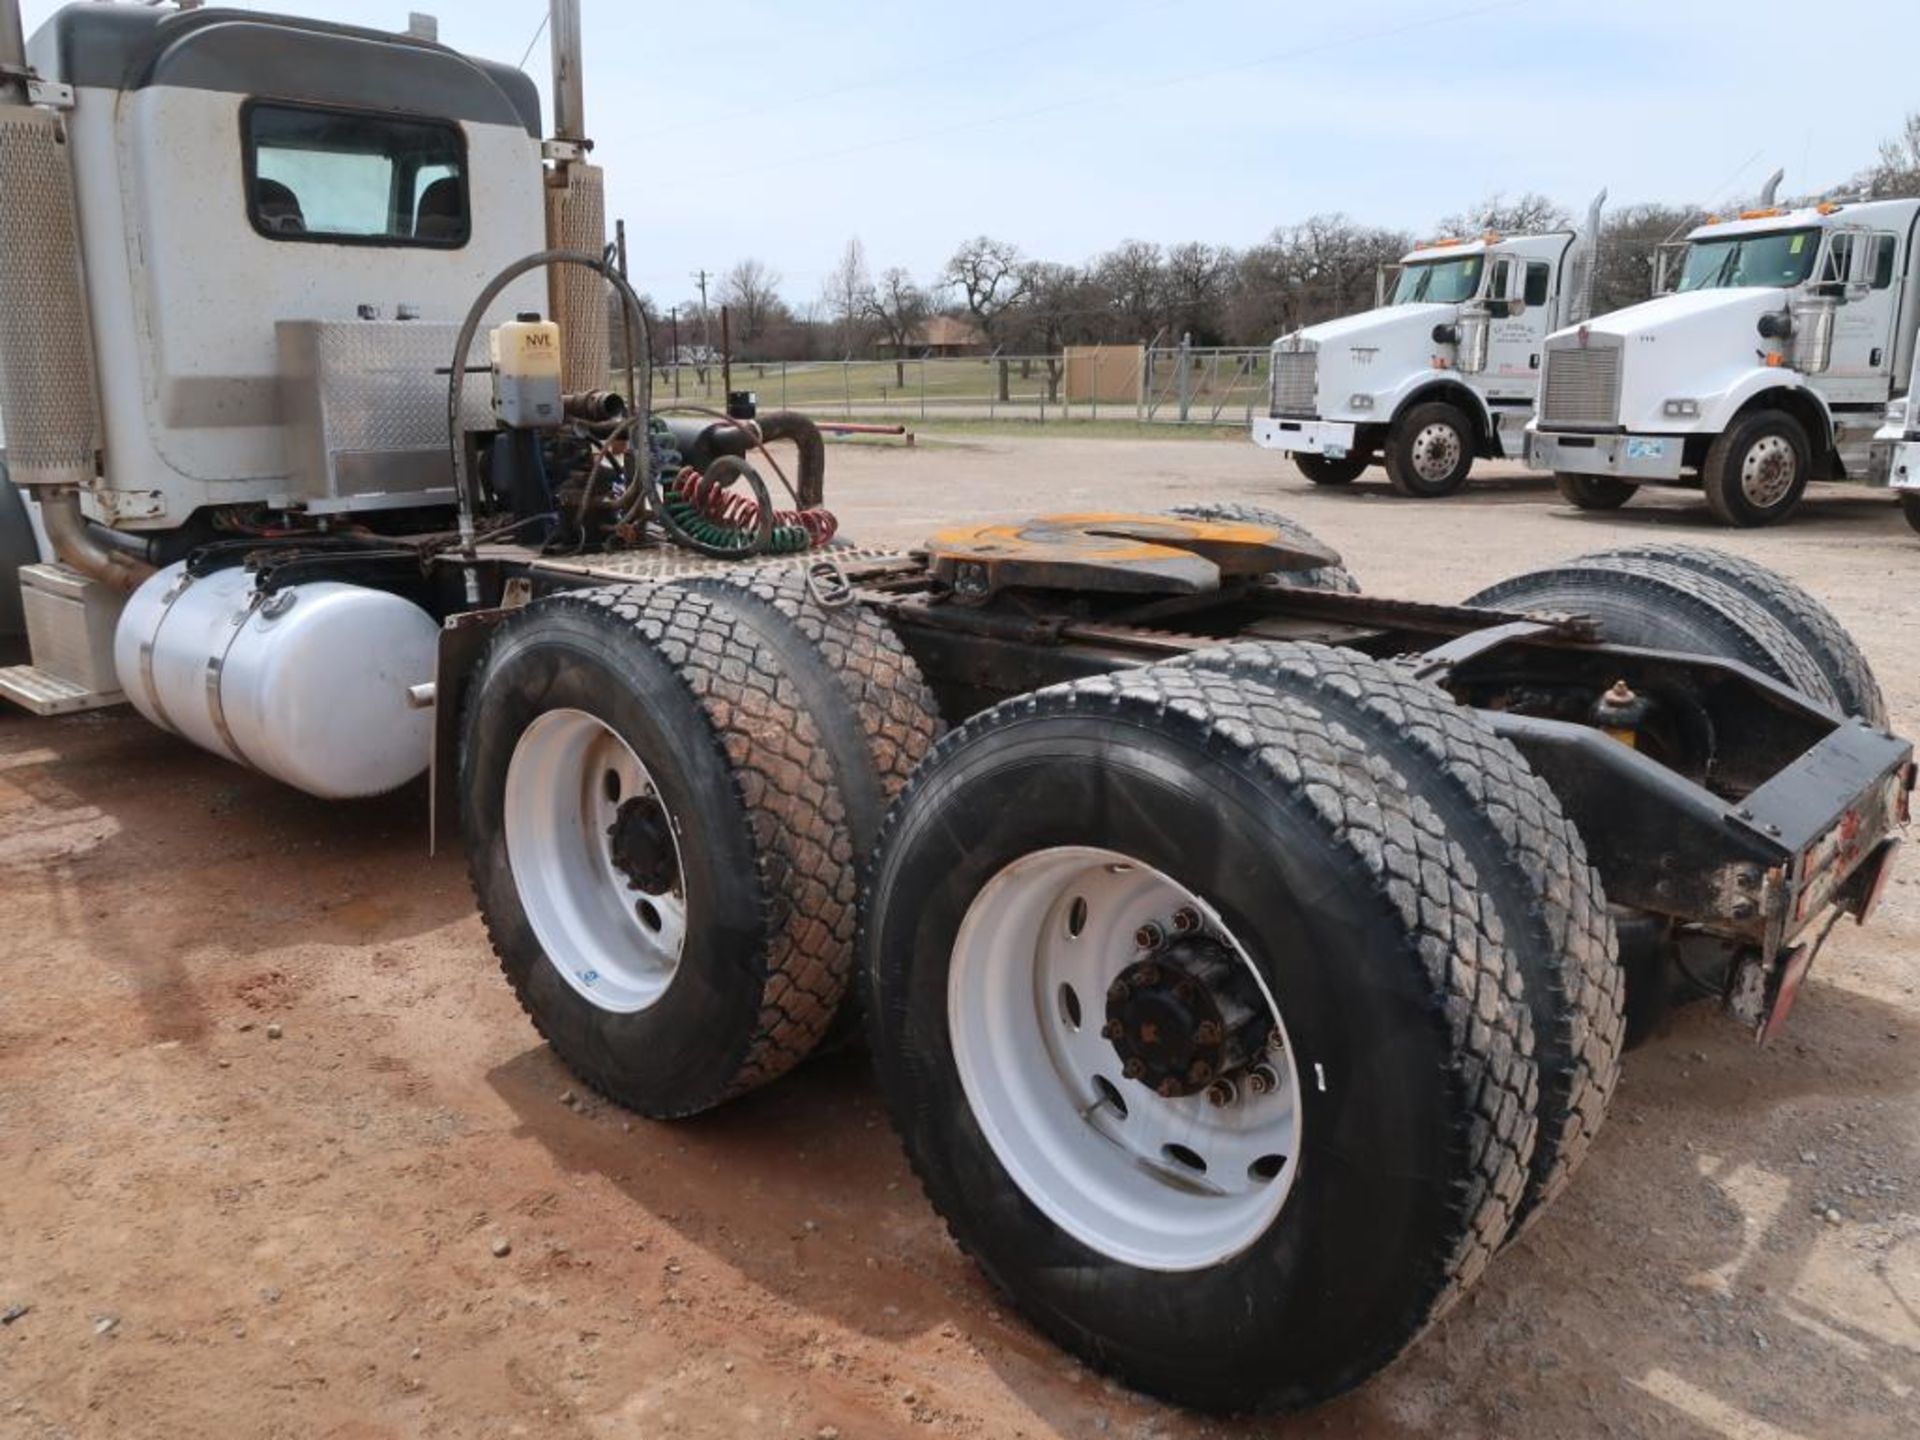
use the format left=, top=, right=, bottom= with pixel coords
left=1103, top=935, right=1267, bottom=1097
left=607, top=793, right=678, bottom=894
left=1412, top=422, right=1462, bottom=482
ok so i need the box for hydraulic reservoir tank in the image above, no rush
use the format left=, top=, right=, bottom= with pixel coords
left=113, top=561, right=437, bottom=798
left=491, top=313, right=563, bottom=428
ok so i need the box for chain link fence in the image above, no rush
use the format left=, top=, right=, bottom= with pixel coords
left=647, top=343, right=1271, bottom=426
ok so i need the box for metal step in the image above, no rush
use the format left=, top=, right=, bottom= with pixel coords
left=0, top=663, right=123, bottom=716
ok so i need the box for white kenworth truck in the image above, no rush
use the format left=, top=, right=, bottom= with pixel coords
left=0, top=1, right=1913, bottom=1418
left=1251, top=194, right=1605, bottom=498
left=1530, top=196, right=1920, bottom=526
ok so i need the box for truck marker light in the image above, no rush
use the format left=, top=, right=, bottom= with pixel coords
left=1766, top=353, right=1786, bottom=368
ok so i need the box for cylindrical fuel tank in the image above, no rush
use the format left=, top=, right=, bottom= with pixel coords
left=113, top=561, right=437, bottom=798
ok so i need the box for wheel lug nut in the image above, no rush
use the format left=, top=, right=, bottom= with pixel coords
left=1122, top=1058, right=1146, bottom=1080
left=1100, top=1020, right=1124, bottom=1041
left=1156, top=1079, right=1181, bottom=1098
left=1173, top=980, right=1197, bottom=1003
left=1205, top=1078, right=1238, bottom=1108
left=1247, top=1063, right=1280, bottom=1096
left=1186, top=1060, right=1213, bottom=1085
left=1107, top=979, right=1131, bottom=1002
left=1193, top=1020, right=1222, bottom=1046
left=1172, top=907, right=1199, bottom=933
left=1135, top=923, right=1163, bottom=951
left=1135, top=963, right=1161, bottom=986
left=1266, top=1028, right=1285, bottom=1054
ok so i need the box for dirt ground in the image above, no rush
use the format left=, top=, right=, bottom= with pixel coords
left=3, top=435, right=1918, bottom=1440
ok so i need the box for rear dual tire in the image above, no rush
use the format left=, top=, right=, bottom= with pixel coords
left=461, top=574, right=939, bottom=1117
left=863, top=647, right=1618, bottom=1413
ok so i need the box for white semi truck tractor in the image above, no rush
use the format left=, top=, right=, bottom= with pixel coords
left=1250, top=193, right=1605, bottom=498
left=1529, top=190, right=1920, bottom=526
left=0, top=1, right=1913, bottom=1417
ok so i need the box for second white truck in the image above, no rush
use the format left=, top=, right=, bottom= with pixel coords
left=1251, top=193, right=1604, bottom=497
left=1531, top=196, right=1920, bottom=526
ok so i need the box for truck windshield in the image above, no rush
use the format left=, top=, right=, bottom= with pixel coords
left=1392, top=255, right=1484, bottom=304
left=1674, top=229, right=1820, bottom=291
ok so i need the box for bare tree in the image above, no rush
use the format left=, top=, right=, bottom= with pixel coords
left=821, top=237, right=872, bottom=357
left=1094, top=239, right=1165, bottom=341
left=1437, top=192, right=1572, bottom=238
left=1862, top=112, right=1920, bottom=197
left=864, top=267, right=930, bottom=386
left=1591, top=203, right=1699, bottom=314
left=720, top=258, right=785, bottom=348
left=944, top=236, right=1031, bottom=347
left=1163, top=241, right=1232, bottom=345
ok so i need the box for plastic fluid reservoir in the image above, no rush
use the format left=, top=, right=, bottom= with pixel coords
left=114, top=561, right=438, bottom=798
left=491, top=312, right=563, bottom=428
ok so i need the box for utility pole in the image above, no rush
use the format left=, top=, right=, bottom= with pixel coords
left=691, top=268, right=713, bottom=360
left=669, top=306, right=682, bottom=398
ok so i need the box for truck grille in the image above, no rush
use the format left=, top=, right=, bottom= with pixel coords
left=1270, top=351, right=1317, bottom=416
left=1539, top=344, right=1622, bottom=428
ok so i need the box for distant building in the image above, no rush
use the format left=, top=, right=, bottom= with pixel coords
left=876, top=315, right=987, bottom=359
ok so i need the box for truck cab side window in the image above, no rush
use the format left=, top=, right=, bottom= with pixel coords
left=1525, top=262, right=1551, bottom=307
left=1872, top=235, right=1897, bottom=290
left=244, top=102, right=469, bottom=248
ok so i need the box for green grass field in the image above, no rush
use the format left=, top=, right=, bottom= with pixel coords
left=648, top=354, right=1270, bottom=420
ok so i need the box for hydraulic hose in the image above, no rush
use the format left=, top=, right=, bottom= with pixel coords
left=445, top=248, right=651, bottom=598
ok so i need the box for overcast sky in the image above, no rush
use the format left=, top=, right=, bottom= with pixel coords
left=20, top=0, right=1917, bottom=312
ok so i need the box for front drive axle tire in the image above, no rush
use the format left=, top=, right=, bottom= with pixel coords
left=1701, top=409, right=1811, bottom=527
left=863, top=653, right=1550, bottom=1413
left=1384, top=401, right=1475, bottom=498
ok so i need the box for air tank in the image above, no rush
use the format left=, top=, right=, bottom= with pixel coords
left=113, top=561, right=437, bottom=798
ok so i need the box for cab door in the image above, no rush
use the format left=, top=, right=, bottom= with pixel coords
left=1816, top=228, right=1903, bottom=405
left=1481, top=255, right=1551, bottom=462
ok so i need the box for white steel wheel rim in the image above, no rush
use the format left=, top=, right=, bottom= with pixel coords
left=1411, top=422, right=1463, bottom=482
left=948, top=846, right=1303, bottom=1271
left=1741, top=434, right=1798, bottom=508
left=504, top=707, right=688, bottom=1014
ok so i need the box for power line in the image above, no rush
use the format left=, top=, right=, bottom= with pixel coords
left=516, top=10, right=550, bottom=71
left=709, top=0, right=1533, bottom=183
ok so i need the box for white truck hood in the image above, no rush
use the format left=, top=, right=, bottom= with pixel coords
left=1547, top=288, right=1786, bottom=433
left=1578, top=287, right=1781, bottom=344
left=1296, top=303, right=1455, bottom=350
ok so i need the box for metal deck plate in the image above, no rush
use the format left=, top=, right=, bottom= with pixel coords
left=923, top=514, right=1339, bottom=598
left=0, top=664, right=125, bottom=716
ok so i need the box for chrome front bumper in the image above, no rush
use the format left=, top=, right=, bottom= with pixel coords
left=1251, top=416, right=1358, bottom=458
left=1528, top=428, right=1688, bottom=481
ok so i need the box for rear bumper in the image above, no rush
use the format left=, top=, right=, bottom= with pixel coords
left=1483, top=708, right=1911, bottom=956
left=1528, top=427, right=1688, bottom=481
left=1251, top=416, right=1358, bottom=458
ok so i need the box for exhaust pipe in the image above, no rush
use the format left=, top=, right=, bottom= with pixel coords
left=0, top=0, right=148, bottom=589
left=1563, top=187, right=1607, bottom=326
left=543, top=0, right=608, bottom=395
left=1758, top=168, right=1785, bottom=207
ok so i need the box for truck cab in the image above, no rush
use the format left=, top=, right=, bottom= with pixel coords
left=1529, top=197, right=1920, bottom=526
left=1251, top=196, right=1603, bottom=498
